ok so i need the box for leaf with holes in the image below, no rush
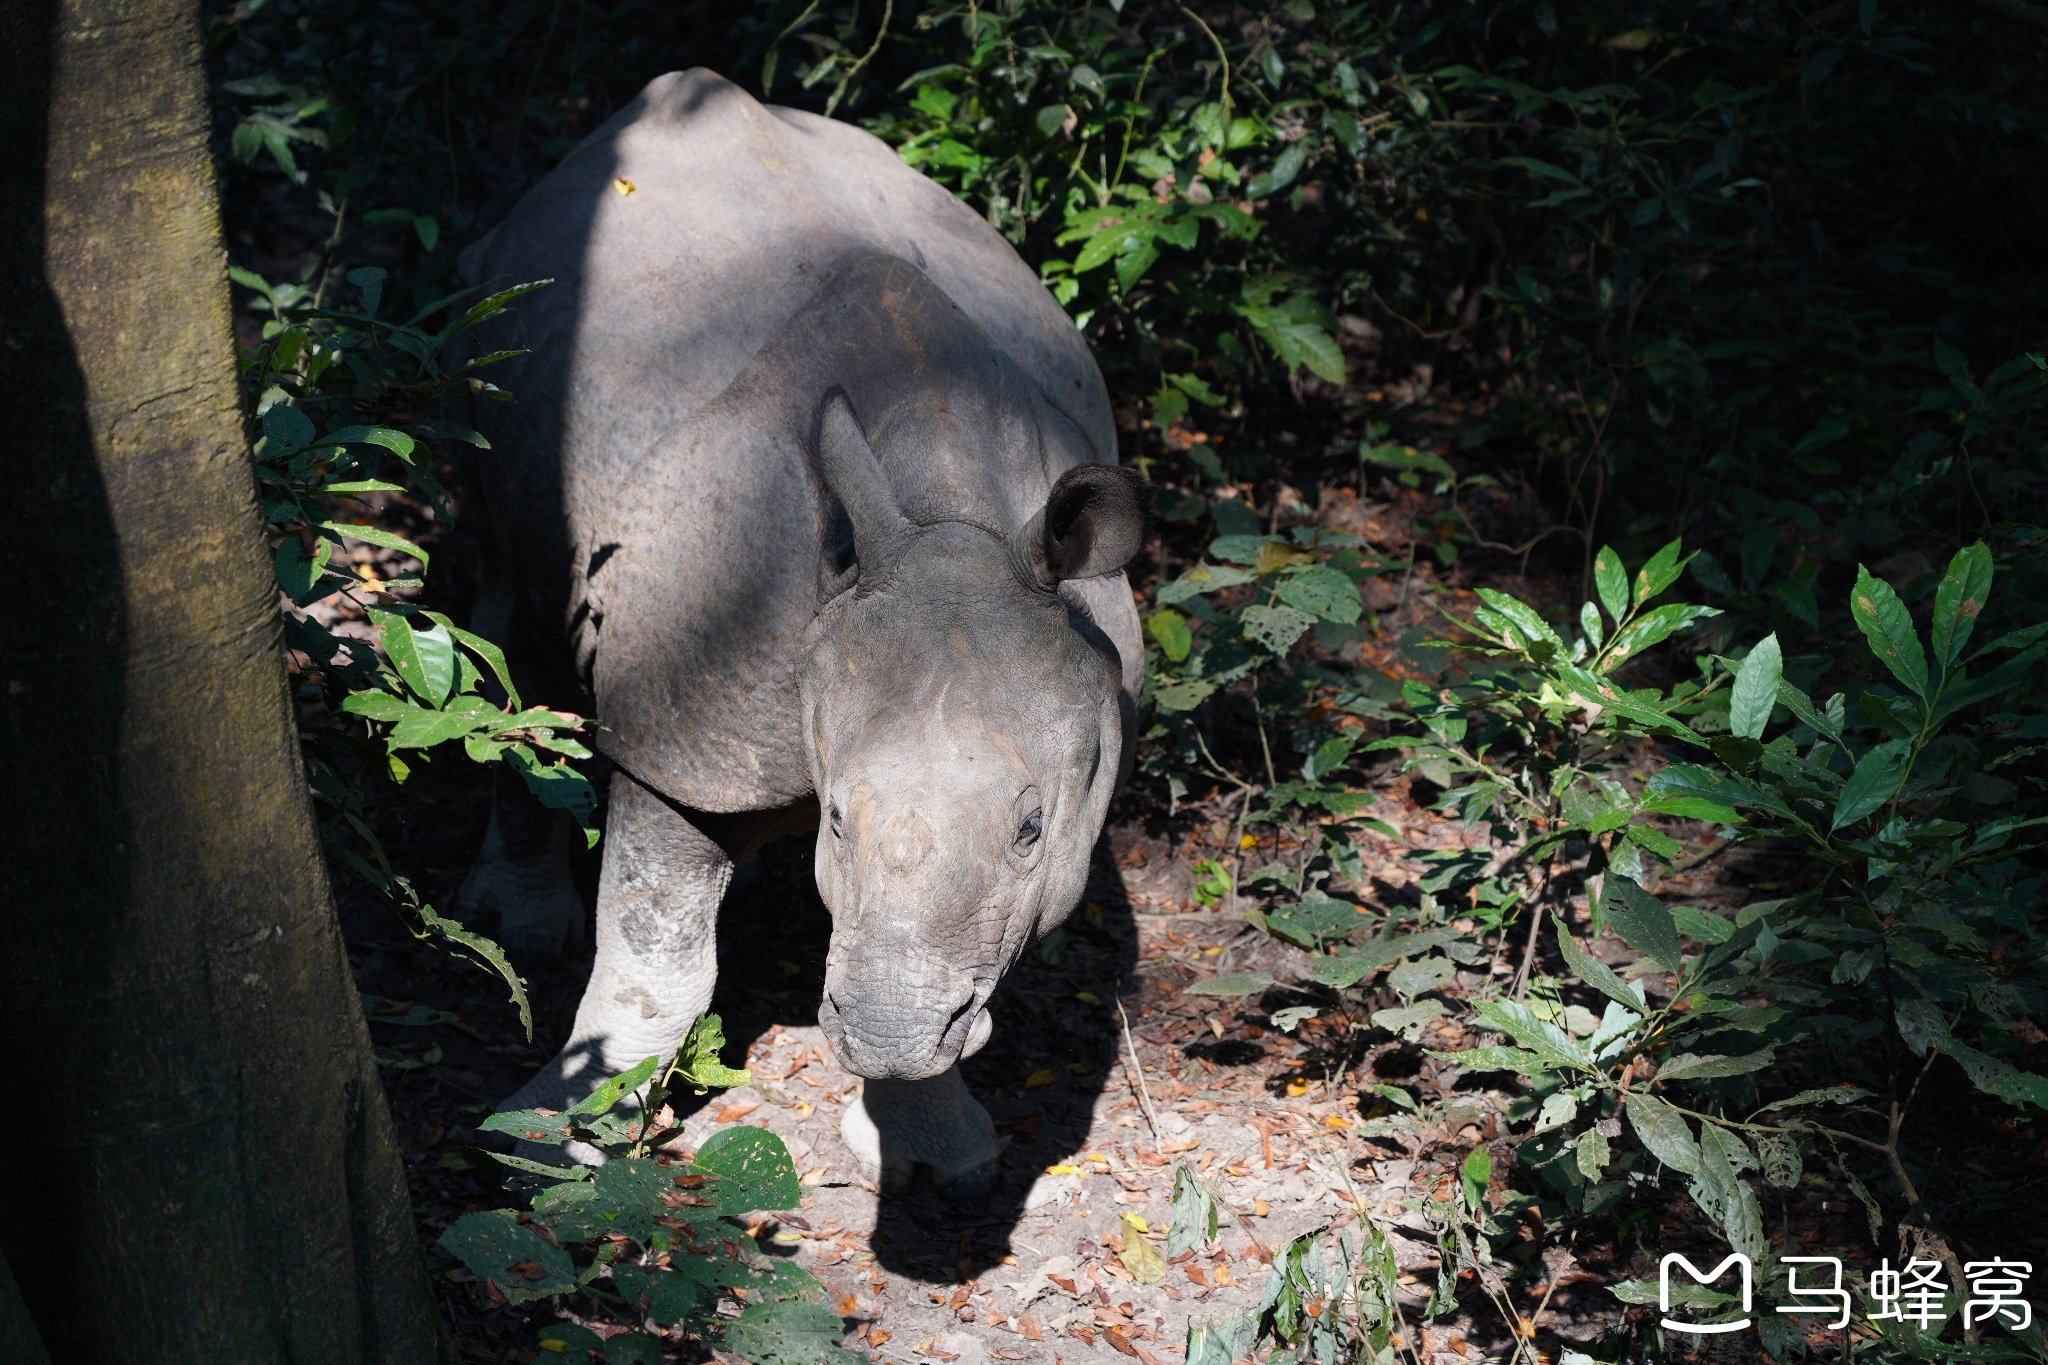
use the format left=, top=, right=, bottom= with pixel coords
left=437, top=1210, right=576, bottom=1302
left=1241, top=604, right=1316, bottom=655
left=1276, top=565, right=1361, bottom=623
left=1600, top=876, right=1683, bottom=973
left=693, top=1125, right=802, bottom=1215
left=1757, top=1132, right=1802, bottom=1188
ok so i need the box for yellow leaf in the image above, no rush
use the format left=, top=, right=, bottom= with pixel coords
left=1065, top=1062, right=1089, bottom=1074
left=1075, top=991, right=1100, bottom=1004
left=1121, top=1212, right=1150, bottom=1233
left=1118, top=1233, right=1167, bottom=1284
left=612, top=177, right=637, bottom=195
left=1045, top=1164, right=1081, bottom=1175
left=1025, top=1069, right=1057, bottom=1089
left=1238, top=833, right=1259, bottom=849
left=1324, top=1114, right=1351, bottom=1128
left=1286, top=1077, right=1309, bottom=1097
left=1253, top=1199, right=1270, bottom=1216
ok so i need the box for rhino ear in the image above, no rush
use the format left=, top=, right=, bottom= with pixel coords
left=816, top=391, right=910, bottom=572
left=1018, top=464, right=1151, bottom=587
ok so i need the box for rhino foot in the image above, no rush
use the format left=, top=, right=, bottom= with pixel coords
left=840, top=1068, right=999, bottom=1204
left=456, top=800, right=586, bottom=962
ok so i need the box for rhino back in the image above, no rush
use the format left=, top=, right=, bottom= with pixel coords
left=457, top=70, right=1121, bottom=813
left=459, top=67, right=1108, bottom=519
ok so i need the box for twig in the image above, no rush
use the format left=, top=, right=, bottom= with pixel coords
left=1117, top=996, right=1161, bottom=1140
left=823, top=0, right=893, bottom=118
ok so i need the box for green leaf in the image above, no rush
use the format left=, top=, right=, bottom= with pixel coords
left=1633, top=539, right=1692, bottom=606
left=1667, top=903, right=1734, bottom=944
left=1558, top=664, right=1705, bottom=743
left=388, top=705, right=496, bottom=750
left=570, top=1055, right=663, bottom=1115
left=505, top=745, right=598, bottom=845
left=1722, top=1179, right=1766, bottom=1260
left=1624, top=1093, right=1701, bottom=1175
left=1603, top=603, right=1719, bottom=666
left=275, top=535, right=335, bottom=605
left=1600, top=876, right=1683, bottom=973
left=1471, top=999, right=1593, bottom=1072
left=1594, top=546, right=1629, bottom=623
left=1440, top=1044, right=1566, bottom=1075
left=1276, top=565, right=1361, bottom=623
left=1929, top=541, right=1993, bottom=675
left=1757, top=1085, right=1870, bottom=1113
left=1774, top=680, right=1845, bottom=745
left=1832, top=739, right=1910, bottom=829
left=414, top=902, right=530, bottom=1037
left=1265, top=896, right=1365, bottom=949
left=1757, top=1132, right=1802, bottom=1188
left=721, top=1297, right=855, bottom=1365
left=1309, top=927, right=1465, bottom=988
left=320, top=520, right=429, bottom=569
left=1576, top=1127, right=1611, bottom=1180
left=1850, top=565, right=1929, bottom=700
left=674, top=1012, right=752, bottom=1092
left=1360, top=442, right=1455, bottom=478
left=1152, top=679, right=1216, bottom=712
left=1241, top=603, right=1316, bottom=654
left=1658, top=1050, right=1774, bottom=1082
left=1156, top=562, right=1259, bottom=604
left=1556, top=927, right=1642, bottom=1011
left=1895, top=1001, right=2048, bottom=1111
left=1371, top=1000, right=1444, bottom=1042
left=1472, top=588, right=1562, bottom=652
left=437, top=1210, right=576, bottom=1300
left=423, top=612, right=522, bottom=707
left=1149, top=609, right=1192, bottom=662
left=323, top=424, right=417, bottom=460
left=1183, top=972, right=1273, bottom=997
left=1460, top=1147, right=1492, bottom=1211
left=1730, top=634, right=1782, bottom=740
left=1169, top=1166, right=1220, bottom=1257
left=693, top=1126, right=803, bottom=1215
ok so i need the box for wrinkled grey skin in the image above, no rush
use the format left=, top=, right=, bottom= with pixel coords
left=450, top=69, right=1145, bottom=1199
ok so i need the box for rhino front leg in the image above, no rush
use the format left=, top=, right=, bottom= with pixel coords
left=456, top=763, right=587, bottom=961
left=503, top=773, right=729, bottom=1158
left=840, top=1067, right=999, bottom=1203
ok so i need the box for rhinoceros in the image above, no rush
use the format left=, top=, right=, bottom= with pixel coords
left=450, top=69, right=1146, bottom=1198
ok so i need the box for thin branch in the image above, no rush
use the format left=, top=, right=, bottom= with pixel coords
left=1116, top=996, right=1162, bottom=1139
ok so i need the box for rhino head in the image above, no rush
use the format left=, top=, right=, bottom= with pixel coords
left=799, top=393, right=1145, bottom=1081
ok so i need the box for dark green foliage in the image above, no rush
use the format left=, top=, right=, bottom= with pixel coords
left=441, top=1019, right=856, bottom=1361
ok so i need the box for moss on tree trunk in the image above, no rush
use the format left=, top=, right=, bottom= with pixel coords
left=0, top=2, right=444, bottom=1360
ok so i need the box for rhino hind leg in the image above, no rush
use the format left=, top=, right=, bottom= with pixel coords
left=840, top=1067, right=1000, bottom=1203
left=501, top=773, right=731, bottom=1163
left=456, top=763, right=587, bottom=961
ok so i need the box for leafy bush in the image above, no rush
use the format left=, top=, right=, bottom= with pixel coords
left=237, top=261, right=592, bottom=1026
left=436, top=1015, right=855, bottom=1363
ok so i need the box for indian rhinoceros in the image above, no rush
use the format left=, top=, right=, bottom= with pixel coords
left=450, top=69, right=1146, bottom=1198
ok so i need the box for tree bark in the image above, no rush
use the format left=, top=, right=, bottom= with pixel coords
left=0, top=2, right=445, bottom=1361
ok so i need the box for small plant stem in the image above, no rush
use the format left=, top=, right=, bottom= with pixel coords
left=823, top=0, right=893, bottom=118
left=1117, top=995, right=1162, bottom=1140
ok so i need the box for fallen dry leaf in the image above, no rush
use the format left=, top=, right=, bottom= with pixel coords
left=715, top=1099, right=761, bottom=1123
left=1019, top=1316, right=1044, bottom=1341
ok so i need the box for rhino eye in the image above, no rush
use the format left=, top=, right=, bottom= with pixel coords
left=828, top=802, right=843, bottom=839
left=1015, top=809, right=1043, bottom=851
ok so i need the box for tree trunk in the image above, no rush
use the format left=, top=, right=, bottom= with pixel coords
left=0, top=2, right=445, bottom=1360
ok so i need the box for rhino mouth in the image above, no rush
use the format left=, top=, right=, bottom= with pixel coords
left=817, top=977, right=995, bottom=1080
